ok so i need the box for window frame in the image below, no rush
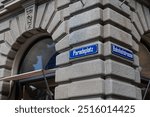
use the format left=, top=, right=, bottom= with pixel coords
left=18, top=36, right=56, bottom=74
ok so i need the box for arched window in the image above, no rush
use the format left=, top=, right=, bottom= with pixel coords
left=19, top=38, right=56, bottom=74
left=138, top=39, right=150, bottom=100
left=15, top=37, right=57, bottom=100
left=139, top=42, right=150, bottom=78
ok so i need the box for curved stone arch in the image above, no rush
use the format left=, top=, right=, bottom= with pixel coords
left=0, top=0, right=69, bottom=77
left=129, top=1, right=150, bottom=93
left=11, top=31, right=52, bottom=75
left=130, top=1, right=150, bottom=43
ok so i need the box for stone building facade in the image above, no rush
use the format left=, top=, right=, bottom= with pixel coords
left=0, top=0, right=150, bottom=100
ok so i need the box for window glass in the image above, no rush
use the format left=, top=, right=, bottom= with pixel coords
left=19, top=38, right=56, bottom=74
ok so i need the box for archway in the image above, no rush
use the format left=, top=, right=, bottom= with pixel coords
left=4, top=29, right=58, bottom=100
left=138, top=33, right=150, bottom=100
left=129, top=0, right=150, bottom=99
left=11, top=30, right=53, bottom=75
left=0, top=0, right=69, bottom=100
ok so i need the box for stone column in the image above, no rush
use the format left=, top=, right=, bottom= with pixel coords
left=55, top=0, right=142, bottom=100
left=102, top=0, right=142, bottom=100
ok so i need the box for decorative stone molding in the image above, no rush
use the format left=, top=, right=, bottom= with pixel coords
left=24, top=4, right=36, bottom=30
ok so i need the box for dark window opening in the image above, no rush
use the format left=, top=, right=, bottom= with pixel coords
left=15, top=37, right=57, bottom=100
left=19, top=38, right=57, bottom=74
left=141, top=77, right=150, bottom=100
left=139, top=40, right=150, bottom=100
left=15, top=72, right=56, bottom=100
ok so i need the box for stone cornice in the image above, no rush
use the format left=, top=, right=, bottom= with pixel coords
left=0, top=0, right=149, bottom=18
left=0, top=0, right=49, bottom=17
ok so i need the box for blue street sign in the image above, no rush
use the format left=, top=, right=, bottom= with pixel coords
left=111, top=44, right=134, bottom=61
left=69, top=44, right=98, bottom=59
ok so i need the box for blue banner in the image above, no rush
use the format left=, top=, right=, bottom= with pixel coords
left=111, top=44, right=134, bottom=61
left=69, top=44, right=98, bottom=59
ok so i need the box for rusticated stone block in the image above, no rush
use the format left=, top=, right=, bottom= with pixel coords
left=69, top=78, right=104, bottom=98
left=105, top=60, right=135, bottom=81
left=131, top=11, right=144, bottom=35
left=103, top=24, right=132, bottom=46
left=131, top=24, right=141, bottom=42
left=70, top=24, right=103, bottom=45
left=0, top=20, right=10, bottom=33
left=103, top=0, right=130, bottom=16
left=136, top=2, right=148, bottom=32
left=143, top=6, right=150, bottom=30
left=47, top=11, right=62, bottom=34
left=55, top=35, right=69, bottom=52
left=41, top=1, right=55, bottom=29
left=69, top=8, right=102, bottom=30
left=55, top=78, right=104, bottom=99
left=103, top=8, right=131, bottom=31
left=52, top=21, right=68, bottom=41
left=56, top=0, right=70, bottom=9
left=70, top=0, right=102, bottom=15
left=105, top=79, right=138, bottom=99
left=56, top=59, right=104, bottom=82
left=56, top=51, right=69, bottom=66
left=55, top=84, right=69, bottom=99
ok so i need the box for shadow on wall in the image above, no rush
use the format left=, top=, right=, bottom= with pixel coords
left=138, top=42, right=150, bottom=78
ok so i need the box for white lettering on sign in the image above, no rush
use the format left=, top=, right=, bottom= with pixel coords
left=111, top=44, right=134, bottom=61
left=69, top=44, right=98, bottom=59
left=72, top=47, right=94, bottom=56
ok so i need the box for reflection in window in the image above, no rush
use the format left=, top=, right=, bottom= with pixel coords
left=19, top=38, right=56, bottom=74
